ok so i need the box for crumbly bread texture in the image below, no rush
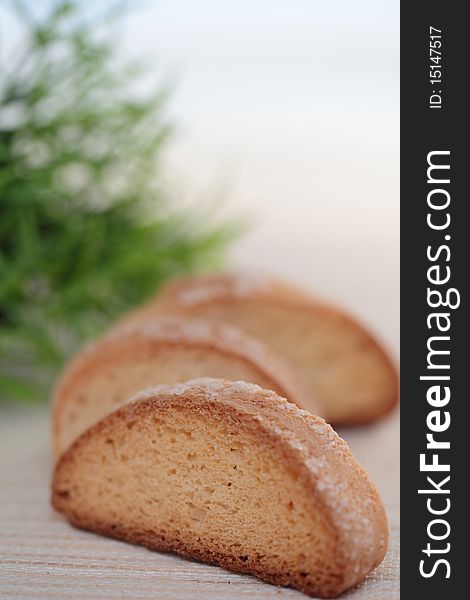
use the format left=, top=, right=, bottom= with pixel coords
left=52, top=378, right=388, bottom=598
left=121, top=273, right=398, bottom=425
left=52, top=317, right=310, bottom=457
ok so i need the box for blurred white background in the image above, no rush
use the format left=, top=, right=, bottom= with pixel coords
left=1, top=0, right=399, bottom=353
left=123, top=0, right=400, bottom=354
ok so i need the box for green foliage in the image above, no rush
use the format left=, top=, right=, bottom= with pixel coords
left=0, top=1, right=239, bottom=403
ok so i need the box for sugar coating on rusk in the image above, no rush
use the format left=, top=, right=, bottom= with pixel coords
left=52, top=316, right=311, bottom=456
left=52, top=378, right=388, bottom=598
left=121, top=273, right=399, bottom=426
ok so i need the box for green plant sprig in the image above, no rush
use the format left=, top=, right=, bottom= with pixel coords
left=0, top=1, right=241, bottom=403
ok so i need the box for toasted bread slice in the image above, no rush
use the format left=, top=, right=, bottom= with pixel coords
left=52, top=317, right=309, bottom=457
left=121, top=273, right=398, bottom=425
left=52, top=378, right=388, bottom=598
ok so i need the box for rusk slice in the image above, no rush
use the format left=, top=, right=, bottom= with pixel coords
left=122, top=273, right=398, bottom=425
left=52, top=317, right=309, bottom=457
left=52, top=378, right=388, bottom=598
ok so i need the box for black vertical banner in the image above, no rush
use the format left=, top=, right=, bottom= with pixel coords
left=401, top=2, right=466, bottom=598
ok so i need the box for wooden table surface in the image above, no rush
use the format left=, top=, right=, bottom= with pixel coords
left=0, top=404, right=399, bottom=600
